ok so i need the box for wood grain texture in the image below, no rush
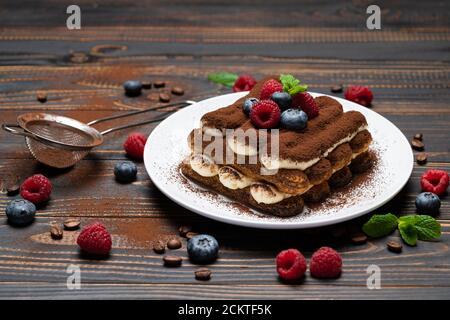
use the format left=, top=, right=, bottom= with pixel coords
left=0, top=0, right=449, bottom=299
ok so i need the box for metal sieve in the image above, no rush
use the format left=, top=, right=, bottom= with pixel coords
left=2, top=100, right=195, bottom=168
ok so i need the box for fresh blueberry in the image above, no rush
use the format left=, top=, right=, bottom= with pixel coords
left=5, top=199, right=36, bottom=226
left=187, top=234, right=219, bottom=264
left=243, top=98, right=259, bottom=115
left=114, top=161, right=137, bottom=183
left=123, top=80, right=142, bottom=97
left=271, top=92, right=292, bottom=111
left=280, top=109, right=308, bottom=130
left=415, top=192, right=441, bottom=215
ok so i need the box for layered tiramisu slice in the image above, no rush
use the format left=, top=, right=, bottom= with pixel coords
left=181, top=75, right=373, bottom=217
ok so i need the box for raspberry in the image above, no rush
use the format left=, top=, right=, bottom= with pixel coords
left=20, top=174, right=52, bottom=204
left=276, top=249, right=307, bottom=281
left=77, top=222, right=112, bottom=255
left=292, top=92, right=319, bottom=119
left=344, top=85, right=373, bottom=107
left=421, top=169, right=449, bottom=196
left=310, top=247, right=342, bottom=278
left=123, top=132, right=147, bottom=160
left=260, top=79, right=283, bottom=100
left=250, top=100, right=281, bottom=129
left=233, top=74, right=257, bottom=92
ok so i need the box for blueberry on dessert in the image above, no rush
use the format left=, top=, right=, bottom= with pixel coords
left=243, top=97, right=259, bottom=115
left=280, top=109, right=308, bottom=130
left=271, top=91, right=292, bottom=111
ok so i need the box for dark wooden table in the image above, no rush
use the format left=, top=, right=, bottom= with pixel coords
left=0, top=1, right=449, bottom=300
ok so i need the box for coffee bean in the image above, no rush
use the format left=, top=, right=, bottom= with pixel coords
left=63, top=218, right=81, bottom=230
left=69, top=52, right=89, bottom=64
left=6, top=184, right=20, bottom=196
left=387, top=240, right=402, bottom=253
left=50, top=224, right=63, bottom=240
left=163, top=255, right=182, bottom=267
left=159, top=93, right=170, bottom=103
left=37, top=92, right=47, bottom=103
left=178, top=225, right=192, bottom=237
left=351, top=232, right=368, bottom=245
left=171, top=86, right=184, bottom=96
left=167, top=237, right=182, bottom=250
left=154, top=81, right=165, bottom=88
left=142, top=81, right=152, bottom=89
left=330, top=84, right=343, bottom=93
left=186, top=232, right=199, bottom=239
left=195, top=268, right=211, bottom=281
left=416, top=152, right=428, bottom=165
left=153, top=240, right=165, bottom=254
left=414, top=133, right=423, bottom=141
left=411, top=139, right=424, bottom=151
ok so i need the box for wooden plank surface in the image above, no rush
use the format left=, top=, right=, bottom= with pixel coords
left=0, top=0, right=449, bottom=299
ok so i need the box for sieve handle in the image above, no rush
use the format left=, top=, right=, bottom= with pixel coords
left=2, top=124, right=35, bottom=138
left=87, top=100, right=196, bottom=126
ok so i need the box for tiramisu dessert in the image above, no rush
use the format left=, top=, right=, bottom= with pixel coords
left=181, top=75, right=374, bottom=217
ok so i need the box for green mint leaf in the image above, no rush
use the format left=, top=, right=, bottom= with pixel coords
left=399, top=221, right=418, bottom=246
left=414, top=215, right=441, bottom=241
left=362, top=213, right=398, bottom=238
left=279, top=74, right=308, bottom=95
left=208, top=72, right=239, bottom=87
left=398, top=215, right=418, bottom=225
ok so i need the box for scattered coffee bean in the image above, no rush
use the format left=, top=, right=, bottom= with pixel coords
left=411, top=139, right=424, bottom=151
left=186, top=232, right=199, bottom=239
left=142, top=81, right=152, bottom=89
left=154, top=81, right=165, bottom=88
left=153, top=240, right=165, bottom=254
left=414, top=133, right=423, bottom=141
left=6, top=184, right=20, bottom=196
left=63, top=218, right=81, bottom=230
left=167, top=237, right=182, bottom=250
left=50, top=224, right=63, bottom=240
left=171, top=86, right=184, bottom=96
left=163, top=255, right=182, bottom=267
left=330, top=84, right=343, bottom=93
left=195, top=268, right=211, bottom=281
left=416, top=152, right=428, bottom=165
left=351, top=232, right=368, bottom=245
left=387, top=240, right=402, bottom=253
left=36, top=92, right=47, bottom=103
left=69, top=52, right=89, bottom=64
left=178, top=225, right=192, bottom=237
left=159, top=93, right=171, bottom=103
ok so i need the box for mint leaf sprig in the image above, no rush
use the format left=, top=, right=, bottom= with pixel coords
left=279, top=74, right=308, bottom=95
left=207, top=72, right=238, bottom=88
left=362, top=213, right=441, bottom=246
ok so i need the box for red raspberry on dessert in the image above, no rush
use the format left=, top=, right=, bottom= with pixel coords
left=20, top=174, right=52, bottom=204
left=123, top=132, right=147, bottom=160
left=232, top=74, right=257, bottom=92
left=292, top=92, right=319, bottom=119
left=77, top=222, right=112, bottom=255
left=344, top=85, right=373, bottom=107
left=276, top=249, right=307, bottom=281
left=310, top=247, right=342, bottom=279
left=421, top=169, right=449, bottom=196
left=260, top=79, right=283, bottom=100
left=250, top=99, right=281, bottom=129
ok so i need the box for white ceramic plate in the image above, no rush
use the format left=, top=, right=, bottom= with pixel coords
left=144, top=92, right=413, bottom=229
